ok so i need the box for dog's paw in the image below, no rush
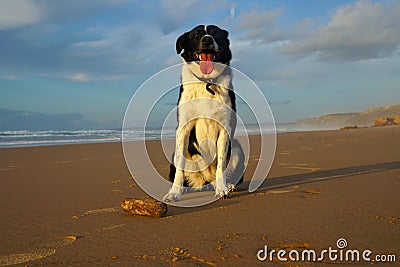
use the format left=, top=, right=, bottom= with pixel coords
left=215, top=186, right=231, bottom=200
left=163, top=192, right=181, bottom=202
left=163, top=185, right=182, bottom=202
left=227, top=183, right=237, bottom=192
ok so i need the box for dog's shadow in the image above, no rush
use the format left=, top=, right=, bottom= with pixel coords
left=167, top=161, right=400, bottom=216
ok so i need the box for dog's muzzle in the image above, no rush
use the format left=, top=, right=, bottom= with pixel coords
left=195, top=35, right=219, bottom=75
left=200, top=36, right=216, bottom=51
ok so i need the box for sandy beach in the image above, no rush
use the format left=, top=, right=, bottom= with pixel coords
left=0, top=126, right=399, bottom=266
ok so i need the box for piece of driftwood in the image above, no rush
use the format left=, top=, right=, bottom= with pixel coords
left=121, top=198, right=168, bottom=217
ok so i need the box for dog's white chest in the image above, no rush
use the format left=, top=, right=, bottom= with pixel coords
left=178, top=83, right=233, bottom=129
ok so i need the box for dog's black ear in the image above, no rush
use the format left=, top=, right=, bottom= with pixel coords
left=222, top=29, right=230, bottom=47
left=176, top=32, right=189, bottom=54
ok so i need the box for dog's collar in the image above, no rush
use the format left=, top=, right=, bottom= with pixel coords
left=192, top=74, right=216, bottom=95
left=192, top=73, right=216, bottom=84
left=206, top=83, right=215, bottom=95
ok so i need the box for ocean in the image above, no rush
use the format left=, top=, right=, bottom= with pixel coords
left=0, top=124, right=300, bottom=148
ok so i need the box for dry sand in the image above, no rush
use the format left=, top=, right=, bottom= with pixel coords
left=0, top=126, right=399, bottom=266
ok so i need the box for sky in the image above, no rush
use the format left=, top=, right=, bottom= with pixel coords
left=0, top=0, right=399, bottom=130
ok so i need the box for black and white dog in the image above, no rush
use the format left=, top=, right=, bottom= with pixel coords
left=163, top=25, right=244, bottom=202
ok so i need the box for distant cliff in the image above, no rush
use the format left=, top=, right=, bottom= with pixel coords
left=293, top=105, right=400, bottom=130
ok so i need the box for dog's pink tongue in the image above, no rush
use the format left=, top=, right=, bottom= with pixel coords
left=199, top=53, right=214, bottom=74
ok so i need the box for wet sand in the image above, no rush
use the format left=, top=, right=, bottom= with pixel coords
left=0, top=126, right=399, bottom=266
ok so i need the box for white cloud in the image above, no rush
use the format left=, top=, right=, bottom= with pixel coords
left=277, top=0, right=400, bottom=61
left=157, top=0, right=232, bottom=34
left=71, top=73, right=89, bottom=82
left=230, top=4, right=236, bottom=20
left=236, top=7, right=284, bottom=44
left=164, top=55, right=181, bottom=67
left=160, top=0, right=198, bottom=18
left=158, top=0, right=199, bottom=34
left=71, top=40, right=113, bottom=48
left=237, top=8, right=283, bottom=30
left=0, top=0, right=43, bottom=30
left=2, top=74, right=19, bottom=80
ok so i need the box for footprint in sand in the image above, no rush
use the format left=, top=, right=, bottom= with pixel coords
left=0, top=166, right=17, bottom=171
left=0, top=236, right=78, bottom=266
left=280, top=163, right=322, bottom=172
left=260, top=185, right=299, bottom=195
left=301, top=189, right=322, bottom=198
left=71, top=206, right=121, bottom=219
left=0, top=207, right=124, bottom=266
left=0, top=249, right=57, bottom=266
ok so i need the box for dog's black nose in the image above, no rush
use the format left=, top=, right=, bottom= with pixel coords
left=201, top=36, right=214, bottom=45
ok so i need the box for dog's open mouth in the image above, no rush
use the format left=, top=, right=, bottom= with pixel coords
left=196, top=50, right=215, bottom=75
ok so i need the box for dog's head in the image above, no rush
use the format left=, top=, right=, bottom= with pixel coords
left=176, top=25, right=231, bottom=76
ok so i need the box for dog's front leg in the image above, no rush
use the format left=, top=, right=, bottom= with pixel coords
left=163, top=129, right=189, bottom=202
left=215, top=130, right=230, bottom=199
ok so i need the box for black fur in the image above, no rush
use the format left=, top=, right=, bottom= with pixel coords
left=176, top=25, right=232, bottom=65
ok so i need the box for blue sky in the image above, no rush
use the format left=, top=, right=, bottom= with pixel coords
left=0, top=0, right=399, bottom=130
